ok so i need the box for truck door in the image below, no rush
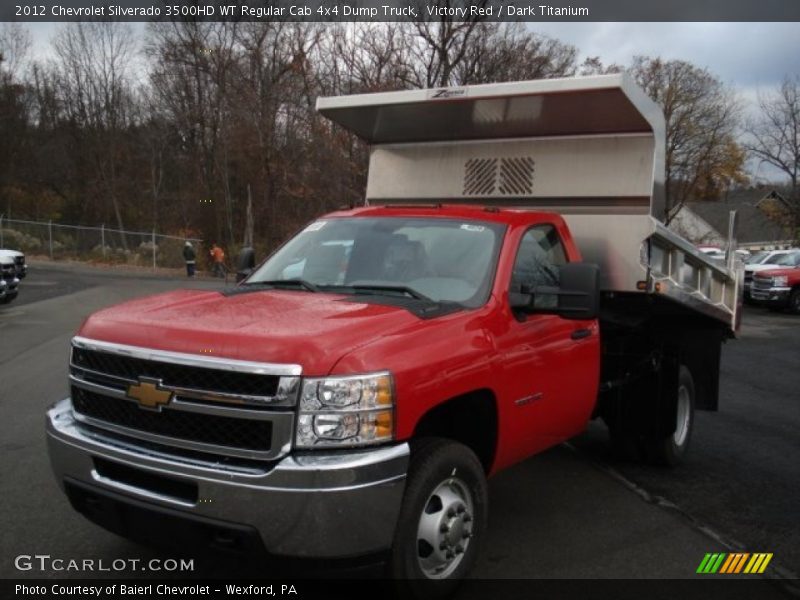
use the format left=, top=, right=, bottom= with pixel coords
left=496, top=224, right=600, bottom=463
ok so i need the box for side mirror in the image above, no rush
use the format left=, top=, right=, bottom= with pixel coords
left=510, top=262, right=600, bottom=321
left=236, top=247, right=256, bottom=283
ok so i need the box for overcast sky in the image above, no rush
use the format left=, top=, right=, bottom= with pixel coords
left=22, top=21, right=800, bottom=181
left=25, top=21, right=799, bottom=88
left=534, top=22, right=800, bottom=96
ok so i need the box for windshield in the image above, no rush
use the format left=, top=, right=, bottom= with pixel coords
left=773, top=252, right=800, bottom=267
left=247, top=217, right=506, bottom=307
left=765, top=252, right=791, bottom=265
left=745, top=251, right=769, bottom=264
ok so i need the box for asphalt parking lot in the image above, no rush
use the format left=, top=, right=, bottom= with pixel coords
left=0, top=263, right=797, bottom=594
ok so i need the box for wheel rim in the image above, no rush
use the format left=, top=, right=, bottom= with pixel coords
left=792, top=293, right=800, bottom=311
left=673, top=384, right=691, bottom=447
left=415, top=477, right=475, bottom=579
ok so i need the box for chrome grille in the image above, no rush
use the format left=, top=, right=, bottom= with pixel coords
left=72, top=387, right=273, bottom=452
left=752, top=277, right=774, bottom=291
left=72, top=346, right=280, bottom=398
left=68, top=337, right=300, bottom=460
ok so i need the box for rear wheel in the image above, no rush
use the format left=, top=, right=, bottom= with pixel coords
left=646, top=365, right=695, bottom=466
left=389, top=438, right=487, bottom=599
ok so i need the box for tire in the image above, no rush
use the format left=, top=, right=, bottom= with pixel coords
left=389, top=438, right=488, bottom=599
left=788, top=289, right=800, bottom=315
left=646, top=365, right=695, bottom=466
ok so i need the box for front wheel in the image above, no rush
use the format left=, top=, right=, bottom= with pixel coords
left=788, top=289, right=800, bottom=315
left=646, top=365, right=695, bottom=466
left=389, top=438, right=487, bottom=599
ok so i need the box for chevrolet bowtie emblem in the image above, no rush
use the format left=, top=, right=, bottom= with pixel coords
left=126, top=377, right=173, bottom=410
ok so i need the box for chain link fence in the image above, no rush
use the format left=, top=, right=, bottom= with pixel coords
left=0, top=217, right=203, bottom=271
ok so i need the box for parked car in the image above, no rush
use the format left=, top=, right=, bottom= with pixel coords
left=0, top=255, right=20, bottom=304
left=697, top=247, right=748, bottom=265
left=751, top=256, right=800, bottom=313
left=46, top=75, right=741, bottom=594
left=0, top=248, right=27, bottom=278
left=744, top=249, right=800, bottom=301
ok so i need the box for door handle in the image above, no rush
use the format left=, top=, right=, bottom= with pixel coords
left=571, top=328, right=592, bottom=340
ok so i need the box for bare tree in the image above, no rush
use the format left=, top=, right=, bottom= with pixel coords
left=323, top=23, right=412, bottom=94
left=0, top=23, right=32, bottom=81
left=578, top=56, right=623, bottom=76
left=51, top=23, right=138, bottom=245
left=148, top=22, right=247, bottom=246
left=630, top=56, right=747, bottom=223
left=0, top=24, right=33, bottom=218
left=746, top=76, right=800, bottom=231
left=408, top=5, right=490, bottom=88
left=454, top=24, right=577, bottom=84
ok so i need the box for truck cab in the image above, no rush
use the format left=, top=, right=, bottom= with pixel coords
left=46, top=75, right=741, bottom=594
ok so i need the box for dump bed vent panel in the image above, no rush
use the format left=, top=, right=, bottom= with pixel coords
left=498, top=157, right=535, bottom=195
left=463, top=157, right=535, bottom=196
left=463, top=158, right=498, bottom=195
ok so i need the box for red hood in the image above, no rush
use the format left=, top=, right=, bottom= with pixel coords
left=754, top=267, right=798, bottom=279
left=78, top=289, right=425, bottom=375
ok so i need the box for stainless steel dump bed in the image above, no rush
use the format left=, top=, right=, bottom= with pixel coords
left=317, top=74, right=742, bottom=332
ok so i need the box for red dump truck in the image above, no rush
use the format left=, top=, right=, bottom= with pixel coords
left=47, top=75, right=742, bottom=594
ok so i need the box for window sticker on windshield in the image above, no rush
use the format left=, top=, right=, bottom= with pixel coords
left=304, top=221, right=327, bottom=232
left=460, top=224, right=486, bottom=232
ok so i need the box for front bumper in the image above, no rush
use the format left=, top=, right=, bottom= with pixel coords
left=750, top=286, right=791, bottom=306
left=47, top=398, right=409, bottom=558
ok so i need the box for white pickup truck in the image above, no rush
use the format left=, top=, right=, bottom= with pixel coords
left=0, top=253, right=20, bottom=304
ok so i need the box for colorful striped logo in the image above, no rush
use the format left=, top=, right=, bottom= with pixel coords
left=696, top=553, right=773, bottom=574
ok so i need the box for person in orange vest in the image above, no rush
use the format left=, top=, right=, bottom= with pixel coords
left=209, top=242, right=226, bottom=278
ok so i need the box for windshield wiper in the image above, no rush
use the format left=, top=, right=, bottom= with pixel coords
left=244, top=279, right=320, bottom=292
left=347, top=284, right=434, bottom=302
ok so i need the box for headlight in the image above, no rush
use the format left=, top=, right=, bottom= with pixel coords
left=295, top=372, right=394, bottom=448
left=773, top=275, right=788, bottom=287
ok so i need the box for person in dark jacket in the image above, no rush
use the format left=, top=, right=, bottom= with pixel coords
left=183, top=241, right=196, bottom=277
